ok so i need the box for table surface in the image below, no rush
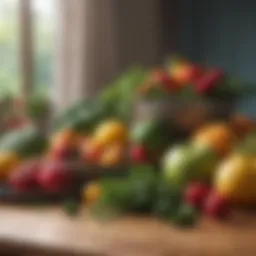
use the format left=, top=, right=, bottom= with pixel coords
left=0, top=206, right=255, bottom=256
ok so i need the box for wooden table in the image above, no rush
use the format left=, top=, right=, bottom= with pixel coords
left=0, top=206, right=255, bottom=256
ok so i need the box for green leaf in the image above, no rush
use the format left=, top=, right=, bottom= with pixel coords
left=101, top=66, right=148, bottom=121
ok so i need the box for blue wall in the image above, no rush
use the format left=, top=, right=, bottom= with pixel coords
left=175, top=0, right=256, bottom=116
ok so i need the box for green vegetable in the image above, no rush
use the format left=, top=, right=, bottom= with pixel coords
left=89, top=164, right=199, bottom=228
left=210, top=78, right=256, bottom=98
left=152, top=180, right=182, bottom=219
left=52, top=98, right=114, bottom=132
left=62, top=199, right=80, bottom=216
left=101, top=66, right=148, bottom=121
left=53, top=67, right=147, bottom=132
left=90, top=166, right=157, bottom=217
left=0, top=127, right=47, bottom=158
left=171, top=203, right=198, bottom=227
left=130, top=120, right=172, bottom=153
left=236, top=131, right=256, bottom=155
left=27, top=93, right=49, bottom=119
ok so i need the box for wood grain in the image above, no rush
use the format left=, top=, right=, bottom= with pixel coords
left=0, top=206, right=255, bottom=256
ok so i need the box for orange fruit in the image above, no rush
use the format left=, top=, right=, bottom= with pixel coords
left=193, top=123, right=236, bottom=157
left=99, top=144, right=125, bottom=167
left=50, top=129, right=78, bottom=150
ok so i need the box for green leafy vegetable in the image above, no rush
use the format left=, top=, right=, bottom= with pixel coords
left=62, top=199, right=80, bottom=216
left=89, top=165, right=198, bottom=228
left=0, top=127, right=47, bottom=158
left=171, top=203, right=198, bottom=227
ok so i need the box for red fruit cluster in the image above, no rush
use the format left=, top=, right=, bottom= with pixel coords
left=9, top=160, right=74, bottom=194
left=153, top=71, right=179, bottom=92
left=184, top=182, right=209, bottom=208
left=51, top=146, right=76, bottom=161
left=195, top=69, right=224, bottom=94
left=203, top=191, right=230, bottom=219
left=9, top=160, right=40, bottom=192
left=37, top=162, right=73, bottom=193
left=184, top=182, right=230, bottom=220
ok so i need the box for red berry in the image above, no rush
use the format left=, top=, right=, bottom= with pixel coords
left=9, top=160, right=42, bottom=192
left=188, top=66, right=204, bottom=82
left=37, top=161, right=73, bottom=193
left=130, top=145, right=149, bottom=163
left=184, top=182, right=210, bottom=208
left=196, top=69, right=225, bottom=94
left=203, top=191, right=230, bottom=219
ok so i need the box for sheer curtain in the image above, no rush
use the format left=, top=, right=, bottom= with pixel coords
left=53, top=0, right=162, bottom=113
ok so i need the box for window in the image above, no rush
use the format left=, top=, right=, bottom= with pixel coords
left=0, top=0, right=55, bottom=131
left=0, top=0, right=54, bottom=97
left=33, top=0, right=55, bottom=92
left=0, top=0, right=19, bottom=97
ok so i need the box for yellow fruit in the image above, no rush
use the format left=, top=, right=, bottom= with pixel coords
left=215, top=154, right=256, bottom=205
left=83, top=182, right=101, bottom=205
left=93, top=120, right=127, bottom=148
left=99, top=144, right=124, bottom=167
left=193, top=123, right=235, bottom=157
left=0, top=153, right=20, bottom=180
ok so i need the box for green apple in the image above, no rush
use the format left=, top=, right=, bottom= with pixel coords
left=188, top=144, right=219, bottom=181
left=162, top=144, right=218, bottom=186
left=162, top=144, right=192, bottom=186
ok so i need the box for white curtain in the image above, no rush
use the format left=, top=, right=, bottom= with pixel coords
left=53, top=0, right=162, bottom=114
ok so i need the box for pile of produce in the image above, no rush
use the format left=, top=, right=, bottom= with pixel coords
left=0, top=56, right=255, bottom=229
left=82, top=119, right=256, bottom=227
left=0, top=118, right=129, bottom=195
left=48, top=120, right=128, bottom=167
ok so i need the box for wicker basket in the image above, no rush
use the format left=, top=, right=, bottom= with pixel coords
left=134, top=98, right=236, bottom=133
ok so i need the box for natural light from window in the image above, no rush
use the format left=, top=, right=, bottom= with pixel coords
left=0, top=0, right=54, bottom=98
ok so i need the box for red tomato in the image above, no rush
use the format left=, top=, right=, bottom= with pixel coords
left=130, top=145, right=149, bottom=164
left=184, top=182, right=210, bottom=208
left=203, top=190, right=230, bottom=219
left=196, top=69, right=225, bottom=94
left=153, top=70, right=180, bottom=91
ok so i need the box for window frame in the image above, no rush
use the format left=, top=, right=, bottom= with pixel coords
left=19, top=0, right=34, bottom=103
